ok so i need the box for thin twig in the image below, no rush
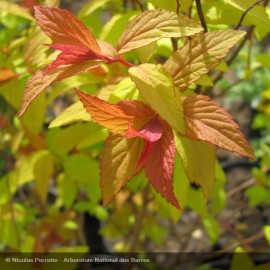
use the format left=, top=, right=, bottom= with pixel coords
left=227, top=178, right=255, bottom=198
left=235, top=0, right=264, bottom=30
left=135, top=0, right=144, bottom=12
left=129, top=185, right=150, bottom=252
left=216, top=232, right=265, bottom=253
left=195, top=0, right=208, bottom=32
left=176, top=0, right=181, bottom=14
left=171, top=38, right=178, bottom=51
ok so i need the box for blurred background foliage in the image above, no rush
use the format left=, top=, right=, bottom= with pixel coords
left=0, top=0, right=270, bottom=269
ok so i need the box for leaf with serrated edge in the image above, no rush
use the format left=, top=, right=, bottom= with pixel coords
left=34, top=6, right=100, bottom=51
left=49, top=101, right=91, bottom=128
left=19, top=61, right=103, bottom=117
left=75, top=89, right=155, bottom=135
left=175, top=134, right=216, bottom=198
left=164, top=30, right=245, bottom=91
left=118, top=9, right=203, bottom=54
left=181, top=95, right=255, bottom=160
left=129, top=64, right=185, bottom=134
left=101, top=134, right=144, bottom=205
left=144, top=120, right=180, bottom=209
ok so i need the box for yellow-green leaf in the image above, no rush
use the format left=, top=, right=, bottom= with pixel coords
left=164, top=30, right=245, bottom=91
left=34, top=151, right=54, bottom=203
left=129, top=63, right=185, bottom=134
left=175, top=134, right=216, bottom=198
left=225, top=0, right=270, bottom=28
left=0, top=1, right=34, bottom=21
left=118, top=9, right=203, bottom=54
left=49, top=101, right=91, bottom=128
left=101, top=134, right=144, bottom=206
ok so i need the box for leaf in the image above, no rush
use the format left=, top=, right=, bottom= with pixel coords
left=78, top=0, right=112, bottom=18
left=225, top=0, right=270, bottom=28
left=181, top=95, right=256, bottom=160
left=75, top=89, right=133, bottom=135
left=164, top=30, right=246, bottom=91
left=175, top=134, right=216, bottom=198
left=118, top=9, right=203, bottom=54
left=44, top=44, right=105, bottom=76
left=100, top=134, right=144, bottom=205
left=34, top=6, right=100, bottom=52
left=0, top=69, right=16, bottom=82
left=19, top=62, right=103, bottom=117
left=0, top=1, right=35, bottom=21
left=49, top=101, right=91, bottom=128
left=129, top=64, right=186, bottom=134
left=144, top=120, right=180, bottom=209
left=34, top=151, right=54, bottom=203
left=75, top=89, right=154, bottom=135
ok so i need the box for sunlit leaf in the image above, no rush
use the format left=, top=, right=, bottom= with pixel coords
left=181, top=95, right=255, bottom=160
left=144, top=121, right=180, bottom=209
left=164, top=30, right=245, bottom=91
left=49, top=101, right=91, bottom=128
left=129, top=64, right=186, bottom=134
left=34, top=6, right=100, bottom=51
left=100, top=134, right=144, bottom=205
left=175, top=134, right=216, bottom=198
left=118, top=9, right=203, bottom=54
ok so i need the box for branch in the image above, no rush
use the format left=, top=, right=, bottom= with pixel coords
left=235, top=0, right=264, bottom=30
left=176, top=0, right=180, bottom=14
left=195, top=0, right=208, bottom=32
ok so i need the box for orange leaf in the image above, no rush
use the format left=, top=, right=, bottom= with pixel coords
left=34, top=6, right=100, bottom=52
left=0, top=69, right=16, bottom=82
left=101, top=134, right=144, bottom=206
left=144, top=120, right=181, bottom=209
left=75, top=89, right=155, bottom=135
left=181, top=95, right=256, bottom=160
left=19, top=61, right=102, bottom=117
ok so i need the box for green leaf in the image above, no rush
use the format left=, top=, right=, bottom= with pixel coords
left=78, top=0, right=112, bottom=18
left=225, top=0, right=270, bottom=28
left=230, top=247, right=254, bottom=270
left=164, top=30, right=245, bottom=91
left=202, top=214, right=220, bottom=244
left=263, top=225, right=270, bottom=245
left=129, top=64, right=185, bottom=134
left=109, top=77, right=140, bottom=103
left=175, top=134, right=216, bottom=198
left=49, top=101, right=91, bottom=128
left=34, top=151, right=54, bottom=204
left=100, top=11, right=138, bottom=47
left=147, top=0, right=192, bottom=12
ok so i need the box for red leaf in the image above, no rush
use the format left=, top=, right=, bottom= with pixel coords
left=144, top=120, right=181, bottom=209
left=34, top=6, right=100, bottom=52
left=44, top=44, right=105, bottom=76
left=181, top=95, right=256, bottom=160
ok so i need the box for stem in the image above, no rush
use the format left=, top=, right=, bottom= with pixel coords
left=176, top=0, right=181, bottom=14
left=135, top=0, right=144, bottom=12
left=235, top=0, right=264, bottom=30
left=129, top=185, right=150, bottom=252
left=171, top=38, right=178, bottom=51
left=195, top=0, right=208, bottom=32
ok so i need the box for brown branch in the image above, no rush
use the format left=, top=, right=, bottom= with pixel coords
left=235, top=0, right=264, bottom=30
left=134, top=0, right=145, bottom=12
left=216, top=232, right=265, bottom=253
left=171, top=38, right=178, bottom=51
left=176, top=0, right=181, bottom=14
left=227, top=178, right=255, bottom=198
left=195, top=0, right=208, bottom=32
